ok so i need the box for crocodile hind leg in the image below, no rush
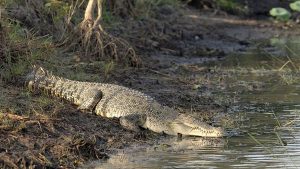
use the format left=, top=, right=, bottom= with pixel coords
left=77, top=89, right=103, bottom=113
left=119, top=114, right=147, bottom=132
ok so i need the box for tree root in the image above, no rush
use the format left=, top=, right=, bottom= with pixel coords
left=82, top=22, right=139, bottom=65
left=66, top=0, right=141, bottom=67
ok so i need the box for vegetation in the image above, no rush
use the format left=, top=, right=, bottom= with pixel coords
left=215, top=0, right=248, bottom=15
left=269, top=1, right=300, bottom=21
left=0, top=17, right=54, bottom=82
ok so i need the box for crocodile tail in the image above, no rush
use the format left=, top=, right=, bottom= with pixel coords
left=25, top=66, right=88, bottom=105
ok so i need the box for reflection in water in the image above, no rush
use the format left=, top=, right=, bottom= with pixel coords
left=85, top=37, right=300, bottom=169
left=84, top=137, right=226, bottom=169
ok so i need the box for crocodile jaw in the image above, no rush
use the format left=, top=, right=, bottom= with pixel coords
left=188, top=127, right=225, bottom=137
left=169, top=122, right=226, bottom=137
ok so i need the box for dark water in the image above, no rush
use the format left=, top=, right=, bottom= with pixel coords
left=88, top=38, right=300, bottom=169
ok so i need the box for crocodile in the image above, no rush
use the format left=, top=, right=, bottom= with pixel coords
left=25, top=66, right=225, bottom=137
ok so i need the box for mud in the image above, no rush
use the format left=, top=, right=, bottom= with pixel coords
left=1, top=4, right=300, bottom=168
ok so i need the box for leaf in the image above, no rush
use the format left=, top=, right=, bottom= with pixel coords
left=269, top=7, right=290, bottom=16
left=45, top=3, right=52, bottom=8
left=269, top=7, right=291, bottom=21
left=290, top=1, right=300, bottom=12
left=278, top=14, right=292, bottom=21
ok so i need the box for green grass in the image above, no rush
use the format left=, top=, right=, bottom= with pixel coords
left=216, top=0, right=248, bottom=15
left=134, top=0, right=181, bottom=19
left=0, top=17, right=55, bottom=82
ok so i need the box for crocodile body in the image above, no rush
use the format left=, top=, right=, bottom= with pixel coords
left=26, top=66, right=225, bottom=137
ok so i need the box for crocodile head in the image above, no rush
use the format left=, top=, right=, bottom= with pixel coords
left=187, top=126, right=226, bottom=137
left=148, top=105, right=226, bottom=137
left=169, top=121, right=226, bottom=137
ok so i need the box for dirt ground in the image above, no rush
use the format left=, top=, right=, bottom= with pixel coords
left=1, top=4, right=300, bottom=168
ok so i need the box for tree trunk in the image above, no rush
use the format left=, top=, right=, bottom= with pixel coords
left=81, top=0, right=103, bottom=30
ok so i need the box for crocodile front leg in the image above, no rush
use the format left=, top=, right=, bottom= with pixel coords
left=119, top=114, right=147, bottom=132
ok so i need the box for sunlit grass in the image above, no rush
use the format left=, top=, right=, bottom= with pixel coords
left=0, top=17, right=55, bottom=82
left=216, top=0, right=248, bottom=15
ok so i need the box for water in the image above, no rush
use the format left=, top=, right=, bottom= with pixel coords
left=89, top=38, right=300, bottom=169
left=90, top=104, right=300, bottom=169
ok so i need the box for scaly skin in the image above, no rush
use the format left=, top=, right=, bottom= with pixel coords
left=26, top=66, right=225, bottom=137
